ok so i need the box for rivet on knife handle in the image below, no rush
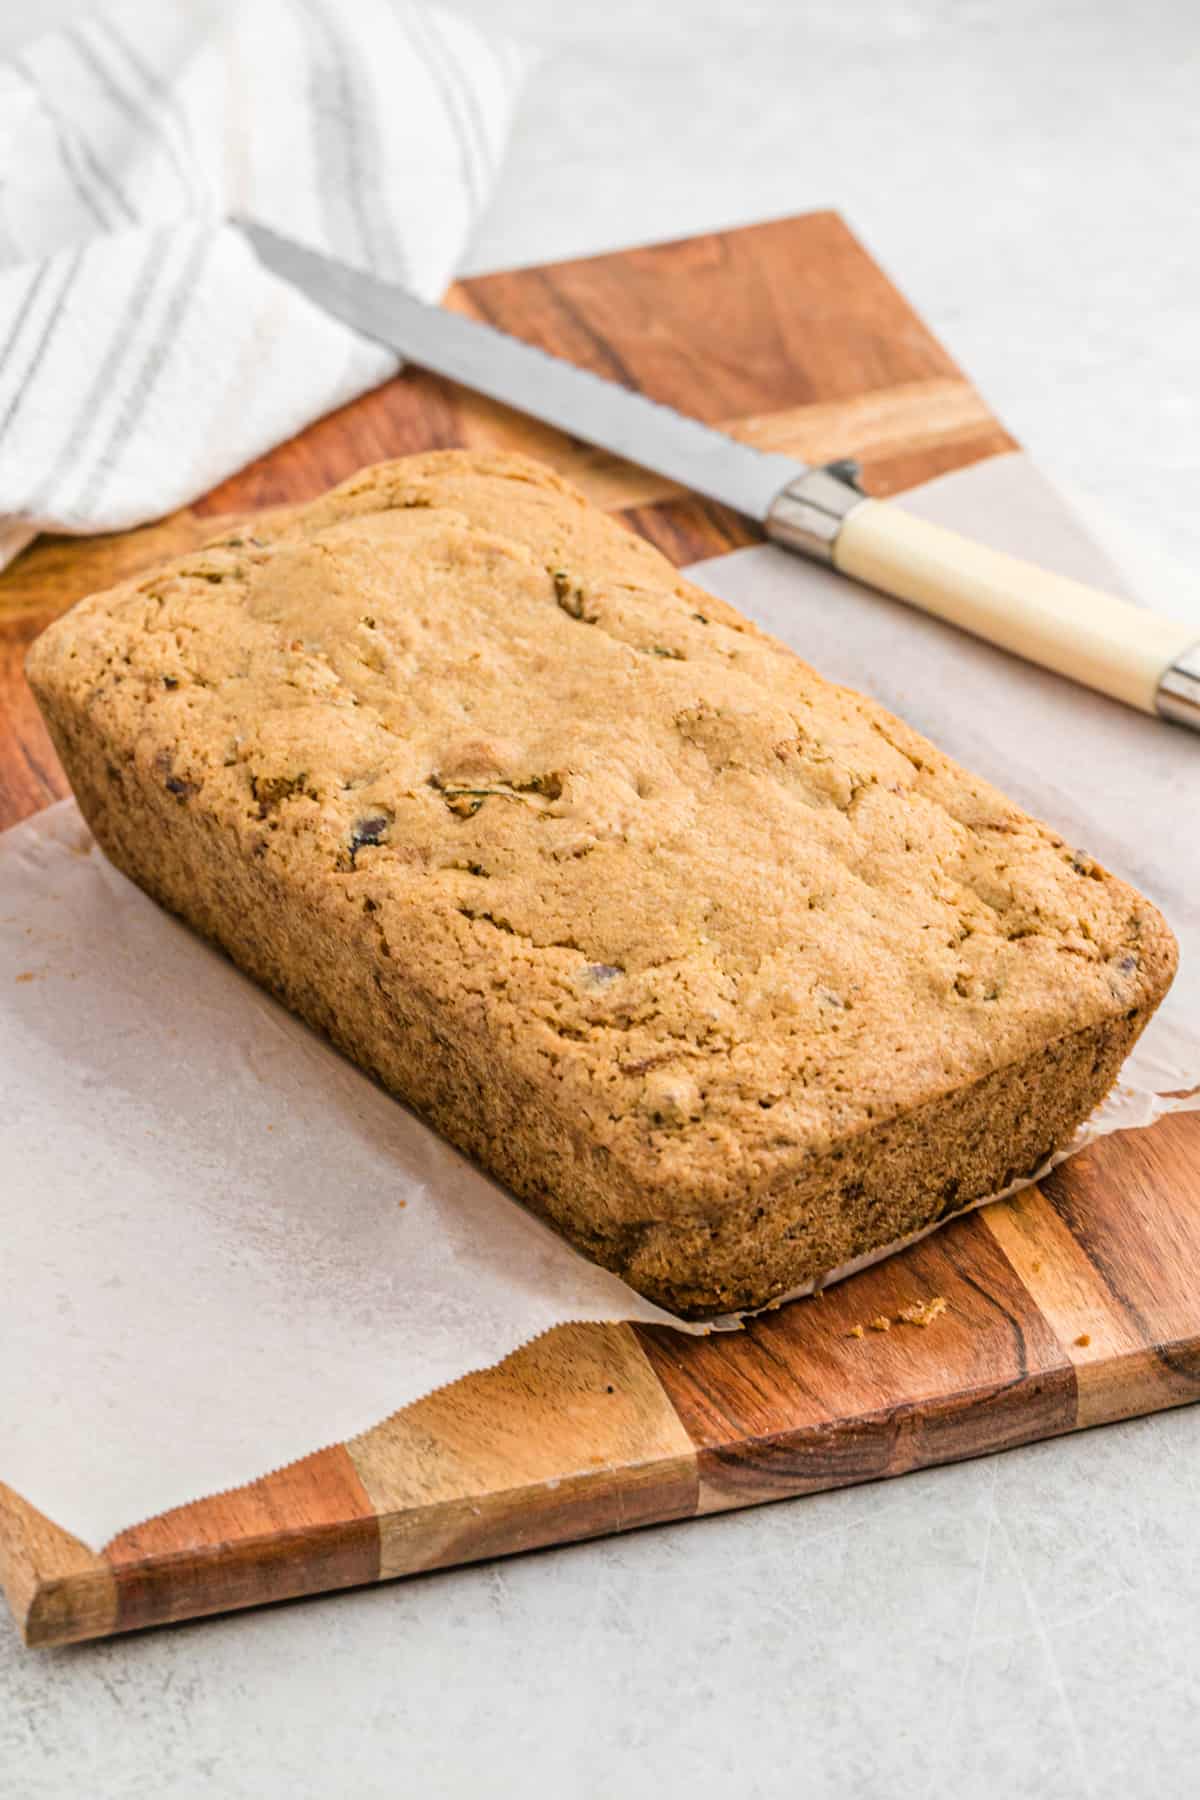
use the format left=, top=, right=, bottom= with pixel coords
left=766, top=463, right=1200, bottom=732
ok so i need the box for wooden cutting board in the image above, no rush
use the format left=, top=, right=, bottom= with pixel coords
left=2, top=212, right=1197, bottom=1650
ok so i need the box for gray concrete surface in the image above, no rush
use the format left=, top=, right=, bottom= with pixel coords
left=3, top=2, right=1200, bottom=1795
left=4, top=1409, right=1200, bottom=1799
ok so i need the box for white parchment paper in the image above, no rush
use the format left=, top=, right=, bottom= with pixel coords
left=2, top=452, right=1198, bottom=1551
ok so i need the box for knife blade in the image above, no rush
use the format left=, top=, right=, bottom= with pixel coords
left=239, top=219, right=1200, bottom=733
left=239, top=218, right=805, bottom=521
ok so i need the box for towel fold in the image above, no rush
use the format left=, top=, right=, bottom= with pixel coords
left=0, top=0, right=534, bottom=568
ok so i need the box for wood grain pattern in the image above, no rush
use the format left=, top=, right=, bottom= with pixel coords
left=349, top=1324, right=697, bottom=1580
left=1, top=211, right=1195, bottom=1648
left=637, top=1214, right=1077, bottom=1513
left=0, top=1483, right=115, bottom=1649
left=104, top=1446, right=379, bottom=1640
left=986, top=1113, right=1200, bottom=1427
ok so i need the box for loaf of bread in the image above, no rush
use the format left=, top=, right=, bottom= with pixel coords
left=27, top=452, right=1177, bottom=1316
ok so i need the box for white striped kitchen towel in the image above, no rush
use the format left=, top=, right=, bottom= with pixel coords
left=0, top=0, right=535, bottom=569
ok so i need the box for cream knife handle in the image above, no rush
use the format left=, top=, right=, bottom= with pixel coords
left=766, top=466, right=1200, bottom=727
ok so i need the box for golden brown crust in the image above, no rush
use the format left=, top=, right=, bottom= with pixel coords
left=26, top=451, right=1178, bottom=1314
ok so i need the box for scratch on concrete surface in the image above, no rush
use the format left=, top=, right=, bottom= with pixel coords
left=928, top=1459, right=998, bottom=1797
left=996, top=1506, right=1098, bottom=1800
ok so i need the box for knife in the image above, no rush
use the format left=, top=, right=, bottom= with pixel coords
left=240, top=220, right=1199, bottom=734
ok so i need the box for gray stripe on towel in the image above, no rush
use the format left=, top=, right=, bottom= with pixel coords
left=0, top=250, right=86, bottom=451
left=295, top=0, right=376, bottom=267
left=424, top=6, right=494, bottom=187
left=73, top=229, right=212, bottom=516
left=401, top=6, right=482, bottom=211
left=0, top=264, right=53, bottom=397
left=68, top=20, right=198, bottom=210
left=21, top=235, right=171, bottom=520
left=11, top=58, right=111, bottom=228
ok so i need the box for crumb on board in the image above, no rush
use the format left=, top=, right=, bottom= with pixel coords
left=899, top=1295, right=949, bottom=1329
left=15, top=971, right=34, bottom=983
left=1075, top=1332, right=1091, bottom=1347
left=849, top=1296, right=950, bottom=1339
